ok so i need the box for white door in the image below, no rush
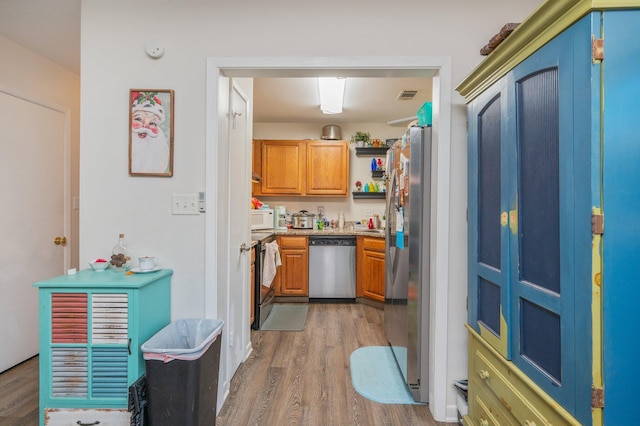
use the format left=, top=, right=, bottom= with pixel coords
left=0, top=90, right=69, bottom=372
left=227, top=81, right=251, bottom=374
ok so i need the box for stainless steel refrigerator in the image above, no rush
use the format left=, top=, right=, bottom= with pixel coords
left=384, top=125, right=431, bottom=403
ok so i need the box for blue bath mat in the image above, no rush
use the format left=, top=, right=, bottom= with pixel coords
left=349, top=346, right=421, bottom=404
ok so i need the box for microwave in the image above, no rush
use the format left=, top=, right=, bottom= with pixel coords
left=251, top=209, right=273, bottom=230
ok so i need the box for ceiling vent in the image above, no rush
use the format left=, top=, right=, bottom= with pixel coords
left=396, top=89, right=419, bottom=100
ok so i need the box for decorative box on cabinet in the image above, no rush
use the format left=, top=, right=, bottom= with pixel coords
left=457, top=1, right=640, bottom=425
left=34, top=268, right=172, bottom=426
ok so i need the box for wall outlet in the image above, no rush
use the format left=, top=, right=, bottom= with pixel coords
left=365, top=208, right=374, bottom=216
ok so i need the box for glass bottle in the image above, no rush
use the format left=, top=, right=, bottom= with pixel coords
left=111, top=233, right=129, bottom=270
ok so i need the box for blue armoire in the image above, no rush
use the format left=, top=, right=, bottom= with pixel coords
left=457, top=1, right=640, bottom=424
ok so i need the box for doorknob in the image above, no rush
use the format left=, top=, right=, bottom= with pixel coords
left=54, top=236, right=67, bottom=246
left=240, top=243, right=251, bottom=253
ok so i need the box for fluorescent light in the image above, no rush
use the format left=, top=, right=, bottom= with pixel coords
left=318, top=77, right=345, bottom=114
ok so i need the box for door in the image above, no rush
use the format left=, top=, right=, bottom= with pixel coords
left=227, top=81, right=251, bottom=375
left=0, top=91, right=68, bottom=372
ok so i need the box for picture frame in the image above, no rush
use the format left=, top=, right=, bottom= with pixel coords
left=129, top=89, right=174, bottom=176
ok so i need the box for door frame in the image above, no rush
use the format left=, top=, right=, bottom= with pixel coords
left=204, top=56, right=452, bottom=420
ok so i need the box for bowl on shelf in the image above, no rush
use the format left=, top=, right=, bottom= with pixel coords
left=89, top=258, right=110, bottom=272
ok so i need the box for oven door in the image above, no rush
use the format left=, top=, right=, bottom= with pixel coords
left=253, top=236, right=276, bottom=329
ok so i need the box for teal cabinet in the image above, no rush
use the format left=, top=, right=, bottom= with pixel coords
left=34, top=269, right=172, bottom=425
left=458, top=2, right=640, bottom=425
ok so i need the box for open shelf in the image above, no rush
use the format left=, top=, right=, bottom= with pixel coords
left=355, top=147, right=389, bottom=156
left=371, top=170, right=385, bottom=178
left=352, top=191, right=386, bottom=199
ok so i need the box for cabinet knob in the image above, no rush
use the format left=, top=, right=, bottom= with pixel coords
left=54, top=236, right=67, bottom=246
left=479, top=369, right=490, bottom=380
left=524, top=421, right=536, bottom=426
left=479, top=418, right=489, bottom=426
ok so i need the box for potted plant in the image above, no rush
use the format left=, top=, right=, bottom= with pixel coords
left=351, top=131, right=371, bottom=148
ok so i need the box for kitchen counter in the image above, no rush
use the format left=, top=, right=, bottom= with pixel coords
left=254, top=228, right=385, bottom=237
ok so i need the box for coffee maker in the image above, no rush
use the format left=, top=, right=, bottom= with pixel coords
left=273, top=206, right=287, bottom=229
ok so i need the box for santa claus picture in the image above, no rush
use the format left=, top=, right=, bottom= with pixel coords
left=129, top=90, right=174, bottom=175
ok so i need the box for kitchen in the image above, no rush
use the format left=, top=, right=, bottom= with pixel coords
left=248, top=76, right=431, bottom=323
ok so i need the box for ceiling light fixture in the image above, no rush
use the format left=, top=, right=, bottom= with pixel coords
left=318, top=77, right=346, bottom=114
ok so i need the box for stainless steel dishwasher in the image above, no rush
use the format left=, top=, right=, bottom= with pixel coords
left=308, top=235, right=356, bottom=299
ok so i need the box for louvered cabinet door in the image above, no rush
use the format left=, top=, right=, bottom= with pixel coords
left=49, top=291, right=131, bottom=403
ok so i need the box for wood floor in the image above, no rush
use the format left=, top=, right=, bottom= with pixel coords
left=0, top=356, right=39, bottom=425
left=0, top=303, right=447, bottom=425
left=216, top=303, right=447, bottom=425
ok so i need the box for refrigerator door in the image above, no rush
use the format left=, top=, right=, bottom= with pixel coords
left=384, top=126, right=431, bottom=403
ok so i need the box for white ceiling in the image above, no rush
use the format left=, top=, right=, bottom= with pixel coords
left=0, top=0, right=433, bottom=125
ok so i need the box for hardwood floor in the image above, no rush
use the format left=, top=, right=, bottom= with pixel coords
left=0, top=303, right=448, bottom=425
left=216, top=303, right=447, bottom=426
left=0, top=356, right=39, bottom=426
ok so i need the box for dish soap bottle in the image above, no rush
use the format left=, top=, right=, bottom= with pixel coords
left=110, top=233, right=129, bottom=271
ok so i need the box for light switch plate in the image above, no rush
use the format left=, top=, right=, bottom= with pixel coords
left=172, top=193, right=200, bottom=215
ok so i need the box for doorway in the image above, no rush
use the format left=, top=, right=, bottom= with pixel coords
left=204, top=56, right=452, bottom=420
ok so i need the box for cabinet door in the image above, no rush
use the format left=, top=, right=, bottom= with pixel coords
left=509, top=22, right=591, bottom=417
left=261, top=140, right=304, bottom=195
left=252, top=140, right=262, bottom=196
left=361, top=248, right=385, bottom=302
left=277, top=236, right=309, bottom=297
left=468, top=78, right=512, bottom=359
left=306, top=141, right=349, bottom=195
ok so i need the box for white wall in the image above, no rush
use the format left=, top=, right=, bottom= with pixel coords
left=80, top=0, right=542, bottom=421
left=0, top=35, right=81, bottom=269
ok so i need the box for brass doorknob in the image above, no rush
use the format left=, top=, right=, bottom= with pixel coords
left=54, top=236, right=67, bottom=246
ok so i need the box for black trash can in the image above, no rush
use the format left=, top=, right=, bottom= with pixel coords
left=141, top=319, right=224, bottom=426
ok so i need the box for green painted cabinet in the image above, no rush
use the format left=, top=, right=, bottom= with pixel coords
left=34, top=268, right=172, bottom=425
left=458, top=1, right=640, bottom=425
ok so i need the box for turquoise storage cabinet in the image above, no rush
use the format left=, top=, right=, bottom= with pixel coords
left=34, top=269, right=172, bottom=425
left=458, top=1, right=640, bottom=425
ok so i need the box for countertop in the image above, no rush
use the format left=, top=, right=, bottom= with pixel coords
left=252, top=228, right=385, bottom=238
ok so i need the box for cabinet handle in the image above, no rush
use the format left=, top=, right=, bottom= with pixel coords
left=524, top=421, right=536, bottom=426
left=479, top=369, right=490, bottom=380
left=479, top=418, right=489, bottom=426
left=76, top=421, right=100, bottom=425
left=127, top=338, right=132, bottom=355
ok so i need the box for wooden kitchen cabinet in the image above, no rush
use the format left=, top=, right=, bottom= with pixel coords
left=306, top=141, right=349, bottom=196
left=33, top=269, right=172, bottom=426
left=252, top=139, right=262, bottom=196
left=356, top=235, right=385, bottom=302
left=276, top=235, right=308, bottom=296
left=254, top=140, right=349, bottom=197
left=260, top=140, right=305, bottom=195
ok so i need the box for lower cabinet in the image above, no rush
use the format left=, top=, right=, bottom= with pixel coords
left=356, top=235, right=385, bottom=302
left=276, top=235, right=309, bottom=296
left=466, top=327, right=580, bottom=426
left=34, top=269, right=172, bottom=426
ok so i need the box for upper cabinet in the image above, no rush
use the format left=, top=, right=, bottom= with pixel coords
left=254, top=140, right=349, bottom=197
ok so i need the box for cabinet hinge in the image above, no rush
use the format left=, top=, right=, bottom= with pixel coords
left=592, top=213, right=604, bottom=235
left=592, top=386, right=604, bottom=408
left=592, top=37, right=604, bottom=62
